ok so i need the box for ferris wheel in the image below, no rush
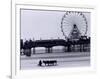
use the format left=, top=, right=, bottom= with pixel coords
left=61, top=11, right=88, bottom=40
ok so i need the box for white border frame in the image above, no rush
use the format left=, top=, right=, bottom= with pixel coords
left=12, top=4, right=96, bottom=79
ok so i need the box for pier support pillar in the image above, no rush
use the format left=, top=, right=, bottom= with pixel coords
left=45, top=47, right=52, bottom=53
left=67, top=45, right=71, bottom=52
left=33, top=47, right=35, bottom=54
left=63, top=46, right=67, bottom=52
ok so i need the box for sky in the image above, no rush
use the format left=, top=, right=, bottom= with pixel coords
left=21, top=9, right=90, bottom=41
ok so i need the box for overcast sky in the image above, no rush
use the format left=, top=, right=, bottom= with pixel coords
left=21, top=9, right=90, bottom=41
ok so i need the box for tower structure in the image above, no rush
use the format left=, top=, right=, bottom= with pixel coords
left=69, top=24, right=81, bottom=41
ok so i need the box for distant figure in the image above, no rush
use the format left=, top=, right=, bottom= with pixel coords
left=38, top=60, right=42, bottom=66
